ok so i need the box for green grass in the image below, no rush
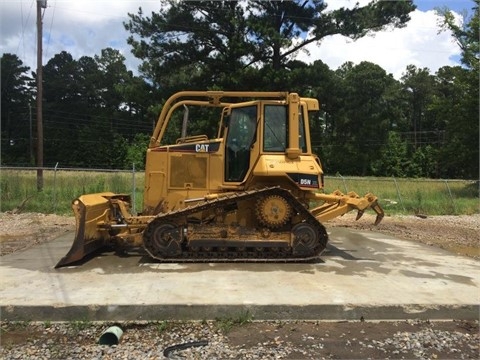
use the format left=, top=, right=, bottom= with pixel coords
left=324, top=176, right=479, bottom=216
left=215, top=310, right=253, bottom=333
left=0, top=169, right=144, bottom=215
left=156, top=320, right=170, bottom=333
left=69, top=318, right=92, bottom=333
left=0, top=169, right=478, bottom=216
left=43, top=320, right=52, bottom=328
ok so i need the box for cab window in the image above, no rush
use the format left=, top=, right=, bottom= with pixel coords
left=263, top=105, right=307, bottom=153
left=263, top=105, right=287, bottom=152
left=225, top=106, right=257, bottom=182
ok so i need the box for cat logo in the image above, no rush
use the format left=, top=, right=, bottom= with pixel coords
left=195, top=144, right=210, bottom=153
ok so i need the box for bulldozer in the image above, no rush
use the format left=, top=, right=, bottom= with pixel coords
left=56, top=91, right=384, bottom=268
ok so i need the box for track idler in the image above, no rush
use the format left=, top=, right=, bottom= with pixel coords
left=143, top=220, right=184, bottom=258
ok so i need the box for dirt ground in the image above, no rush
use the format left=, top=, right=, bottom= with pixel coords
left=0, top=211, right=479, bottom=359
left=328, top=212, right=480, bottom=260
left=1, top=211, right=479, bottom=259
left=225, top=319, right=480, bottom=359
left=0, top=212, right=75, bottom=256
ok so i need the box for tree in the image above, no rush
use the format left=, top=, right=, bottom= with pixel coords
left=41, top=50, right=153, bottom=168
left=125, top=0, right=416, bottom=89
left=326, top=61, right=400, bottom=176
left=43, top=51, right=82, bottom=105
left=435, top=0, right=479, bottom=178
left=42, top=51, right=86, bottom=166
left=0, top=54, right=34, bottom=165
left=371, top=131, right=409, bottom=177
left=432, top=66, right=478, bottom=178
left=125, top=133, right=150, bottom=170
left=400, top=65, right=437, bottom=150
left=246, top=0, right=328, bottom=71
left=95, top=48, right=129, bottom=111
left=250, top=0, right=415, bottom=69
left=125, top=0, right=253, bottom=91
left=437, top=0, right=479, bottom=72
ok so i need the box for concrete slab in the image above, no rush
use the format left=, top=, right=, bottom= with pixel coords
left=0, top=228, right=478, bottom=321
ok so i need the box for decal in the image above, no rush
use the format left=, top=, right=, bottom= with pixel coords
left=195, top=144, right=210, bottom=152
left=152, top=141, right=221, bottom=153
left=300, top=178, right=312, bottom=186
left=287, top=173, right=320, bottom=188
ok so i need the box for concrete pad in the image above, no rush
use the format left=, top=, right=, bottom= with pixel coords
left=0, top=228, right=478, bottom=321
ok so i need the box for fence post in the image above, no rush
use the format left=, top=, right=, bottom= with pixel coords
left=339, top=174, right=348, bottom=193
left=444, top=179, right=456, bottom=214
left=132, top=163, right=136, bottom=215
left=392, top=176, right=405, bottom=212
left=53, top=162, right=59, bottom=213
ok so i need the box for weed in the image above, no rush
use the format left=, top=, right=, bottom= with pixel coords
left=70, top=318, right=91, bottom=333
left=413, top=189, right=424, bottom=214
left=156, top=320, right=169, bottom=333
left=276, top=320, right=286, bottom=329
left=43, top=320, right=52, bottom=328
left=0, top=324, right=9, bottom=334
left=10, top=320, right=31, bottom=330
left=215, top=310, right=253, bottom=333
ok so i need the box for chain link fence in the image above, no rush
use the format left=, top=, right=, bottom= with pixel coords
left=1, top=166, right=478, bottom=216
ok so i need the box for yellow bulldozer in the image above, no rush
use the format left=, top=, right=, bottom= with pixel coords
left=56, top=91, right=384, bottom=268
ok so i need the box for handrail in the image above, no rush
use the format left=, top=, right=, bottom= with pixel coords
left=150, top=91, right=289, bottom=148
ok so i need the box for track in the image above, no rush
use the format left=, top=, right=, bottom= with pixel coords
left=142, top=187, right=328, bottom=262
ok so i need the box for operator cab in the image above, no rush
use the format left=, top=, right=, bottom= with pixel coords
left=223, top=100, right=311, bottom=184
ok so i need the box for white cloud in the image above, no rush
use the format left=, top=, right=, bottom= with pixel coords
left=295, top=9, right=462, bottom=79
left=0, top=1, right=463, bottom=80
left=0, top=0, right=160, bottom=72
left=325, top=0, right=372, bottom=11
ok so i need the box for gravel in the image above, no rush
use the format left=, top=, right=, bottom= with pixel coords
left=1, top=320, right=478, bottom=359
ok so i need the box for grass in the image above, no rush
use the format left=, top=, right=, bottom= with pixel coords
left=7, top=320, right=32, bottom=330
left=69, top=318, right=92, bottom=333
left=0, top=169, right=478, bottom=216
left=43, top=320, right=52, bottom=328
left=156, top=320, right=170, bottom=333
left=0, top=169, right=144, bottom=215
left=215, top=310, right=253, bottom=333
left=324, top=176, right=479, bottom=216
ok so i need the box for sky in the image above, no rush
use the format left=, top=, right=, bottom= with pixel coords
left=0, top=0, right=474, bottom=80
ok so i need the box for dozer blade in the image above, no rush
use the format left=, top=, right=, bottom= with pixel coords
left=55, top=192, right=118, bottom=268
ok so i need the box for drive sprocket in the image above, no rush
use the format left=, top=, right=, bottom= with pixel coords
left=255, top=194, right=292, bottom=228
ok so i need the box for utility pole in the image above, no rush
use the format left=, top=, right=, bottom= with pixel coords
left=36, top=0, right=46, bottom=191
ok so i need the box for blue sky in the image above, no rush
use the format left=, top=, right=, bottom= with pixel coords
left=416, top=0, right=474, bottom=12
left=0, top=0, right=474, bottom=80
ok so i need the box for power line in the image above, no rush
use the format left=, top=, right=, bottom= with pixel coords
left=44, top=0, right=56, bottom=62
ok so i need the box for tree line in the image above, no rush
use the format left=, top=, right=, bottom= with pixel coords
left=1, top=0, right=478, bottom=179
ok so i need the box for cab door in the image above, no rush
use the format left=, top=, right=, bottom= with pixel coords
left=224, top=104, right=258, bottom=182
